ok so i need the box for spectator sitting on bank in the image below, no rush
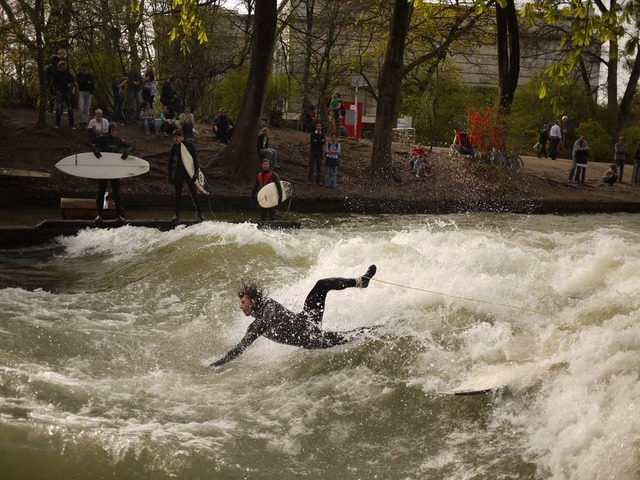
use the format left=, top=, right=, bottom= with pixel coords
left=409, top=144, right=426, bottom=171
left=603, top=164, right=618, bottom=186
left=160, top=105, right=178, bottom=137
left=257, top=127, right=278, bottom=167
left=87, top=108, right=110, bottom=139
left=213, top=107, right=234, bottom=143
left=179, top=106, right=195, bottom=140
left=139, top=101, right=158, bottom=135
left=413, top=155, right=431, bottom=180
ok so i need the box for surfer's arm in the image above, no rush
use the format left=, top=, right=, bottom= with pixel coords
left=167, top=147, right=176, bottom=183
left=209, top=329, right=260, bottom=368
left=87, top=138, right=102, bottom=157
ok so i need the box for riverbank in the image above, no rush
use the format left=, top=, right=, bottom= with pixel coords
left=2, top=107, right=640, bottom=217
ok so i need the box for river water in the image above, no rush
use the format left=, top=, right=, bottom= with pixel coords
left=1, top=213, right=639, bottom=479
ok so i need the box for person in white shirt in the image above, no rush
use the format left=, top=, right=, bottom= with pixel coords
left=87, top=109, right=110, bottom=139
left=549, top=120, right=562, bottom=159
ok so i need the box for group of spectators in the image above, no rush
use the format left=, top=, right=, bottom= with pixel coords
left=46, top=55, right=238, bottom=144
left=536, top=121, right=640, bottom=186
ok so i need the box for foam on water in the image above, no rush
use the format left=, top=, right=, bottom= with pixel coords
left=2, top=214, right=640, bottom=478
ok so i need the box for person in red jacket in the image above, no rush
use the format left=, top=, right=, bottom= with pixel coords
left=251, top=159, right=282, bottom=221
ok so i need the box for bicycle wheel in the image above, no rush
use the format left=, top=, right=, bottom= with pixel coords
left=490, top=150, right=503, bottom=167
left=514, top=155, right=524, bottom=173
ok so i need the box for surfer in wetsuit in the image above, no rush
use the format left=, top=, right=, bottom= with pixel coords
left=167, top=128, right=204, bottom=222
left=252, top=159, right=281, bottom=221
left=88, top=122, right=134, bottom=222
left=210, top=265, right=379, bottom=368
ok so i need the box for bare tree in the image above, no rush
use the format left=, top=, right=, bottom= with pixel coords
left=220, top=0, right=278, bottom=180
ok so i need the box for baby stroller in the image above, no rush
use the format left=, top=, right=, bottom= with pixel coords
left=448, top=130, right=475, bottom=158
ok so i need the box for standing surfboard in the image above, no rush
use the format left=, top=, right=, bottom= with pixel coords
left=180, top=143, right=209, bottom=195
left=257, top=181, right=292, bottom=208
left=56, top=152, right=149, bottom=179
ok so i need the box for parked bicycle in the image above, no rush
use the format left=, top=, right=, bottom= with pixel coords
left=484, top=148, right=524, bottom=173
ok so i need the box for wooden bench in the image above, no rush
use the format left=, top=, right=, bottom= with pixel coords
left=60, top=197, right=115, bottom=220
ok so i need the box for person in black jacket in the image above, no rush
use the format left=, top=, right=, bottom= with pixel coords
left=209, top=265, right=379, bottom=368
left=167, top=129, right=204, bottom=222
left=53, top=60, right=75, bottom=129
left=76, top=63, right=95, bottom=128
left=88, top=122, right=134, bottom=222
left=308, top=122, right=326, bottom=184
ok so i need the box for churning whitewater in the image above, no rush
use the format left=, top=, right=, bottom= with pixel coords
left=1, top=213, right=639, bottom=479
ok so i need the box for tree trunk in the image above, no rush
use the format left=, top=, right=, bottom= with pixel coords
left=496, top=0, right=520, bottom=113
left=617, top=47, right=640, bottom=130
left=221, top=0, right=278, bottom=180
left=607, top=38, right=619, bottom=120
left=370, top=0, right=413, bottom=181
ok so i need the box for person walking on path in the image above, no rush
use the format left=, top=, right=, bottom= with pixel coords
left=167, top=129, right=205, bottom=222
left=209, top=265, right=380, bottom=368
left=537, top=124, right=549, bottom=158
left=549, top=120, right=562, bottom=159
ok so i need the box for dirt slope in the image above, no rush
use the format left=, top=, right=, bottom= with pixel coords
left=1, top=107, right=640, bottom=215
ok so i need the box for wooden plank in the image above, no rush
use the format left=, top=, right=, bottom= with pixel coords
left=0, top=168, right=50, bottom=178
left=60, top=197, right=115, bottom=220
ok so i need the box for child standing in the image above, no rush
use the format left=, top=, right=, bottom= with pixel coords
left=324, top=134, right=341, bottom=188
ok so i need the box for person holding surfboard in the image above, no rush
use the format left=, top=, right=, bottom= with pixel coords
left=252, top=159, right=282, bottom=221
left=167, top=129, right=205, bottom=222
left=88, top=122, right=135, bottom=222
left=209, top=265, right=380, bottom=368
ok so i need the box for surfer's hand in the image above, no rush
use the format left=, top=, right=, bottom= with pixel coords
left=121, top=153, right=128, bottom=160
left=93, top=150, right=102, bottom=158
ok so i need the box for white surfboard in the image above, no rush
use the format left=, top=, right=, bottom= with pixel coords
left=56, top=152, right=149, bottom=179
left=180, top=143, right=209, bottom=195
left=257, top=181, right=292, bottom=208
left=440, top=362, right=543, bottom=396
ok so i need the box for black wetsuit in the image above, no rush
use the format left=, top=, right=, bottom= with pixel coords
left=88, top=135, right=134, bottom=218
left=167, top=140, right=202, bottom=218
left=211, top=277, right=377, bottom=367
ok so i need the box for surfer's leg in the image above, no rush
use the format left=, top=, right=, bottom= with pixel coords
left=306, top=326, right=382, bottom=349
left=96, top=180, right=108, bottom=217
left=302, top=266, right=376, bottom=325
left=173, top=176, right=183, bottom=218
left=111, top=179, right=123, bottom=218
left=185, top=178, right=202, bottom=215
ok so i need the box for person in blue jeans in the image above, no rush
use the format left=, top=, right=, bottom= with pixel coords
left=324, top=134, right=340, bottom=188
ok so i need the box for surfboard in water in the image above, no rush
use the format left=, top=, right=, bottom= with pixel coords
left=439, top=362, right=544, bottom=396
left=257, top=181, right=292, bottom=208
left=56, top=152, right=149, bottom=179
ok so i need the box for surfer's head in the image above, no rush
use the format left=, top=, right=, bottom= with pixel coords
left=261, top=159, right=271, bottom=171
left=238, top=281, right=264, bottom=316
left=173, top=129, right=184, bottom=142
left=108, top=122, right=118, bottom=135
